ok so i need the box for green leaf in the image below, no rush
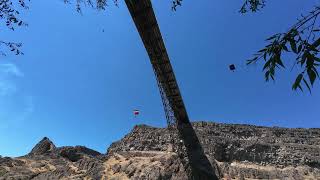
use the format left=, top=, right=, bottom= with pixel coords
left=246, top=60, right=253, bottom=65
left=298, top=84, right=303, bottom=91
left=263, top=52, right=267, bottom=60
left=292, top=73, right=303, bottom=90
left=306, top=53, right=315, bottom=68
left=301, top=52, right=308, bottom=66
left=263, top=59, right=272, bottom=70
left=276, top=57, right=285, bottom=68
left=265, top=71, right=270, bottom=81
left=313, top=67, right=319, bottom=77
left=270, top=67, right=275, bottom=75
left=303, top=78, right=312, bottom=93
left=307, top=69, right=316, bottom=86
left=298, top=44, right=303, bottom=53
left=314, top=56, right=320, bottom=62
left=282, top=44, right=289, bottom=52
left=308, top=44, right=319, bottom=52
left=258, top=48, right=267, bottom=53
left=291, top=29, right=299, bottom=36
left=270, top=74, right=275, bottom=81
left=289, top=39, right=297, bottom=53
left=266, top=34, right=278, bottom=41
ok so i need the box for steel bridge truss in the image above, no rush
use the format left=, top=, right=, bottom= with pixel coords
left=125, top=0, right=219, bottom=179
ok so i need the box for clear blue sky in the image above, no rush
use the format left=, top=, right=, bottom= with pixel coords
left=0, top=0, right=319, bottom=157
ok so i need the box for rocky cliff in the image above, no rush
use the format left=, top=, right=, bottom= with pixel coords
left=1, top=121, right=320, bottom=179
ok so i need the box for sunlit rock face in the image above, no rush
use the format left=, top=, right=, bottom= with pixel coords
left=0, top=137, right=105, bottom=180
left=108, top=122, right=320, bottom=179
left=1, top=122, right=320, bottom=179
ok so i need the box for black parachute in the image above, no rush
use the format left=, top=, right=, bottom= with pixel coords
left=229, top=64, right=236, bottom=71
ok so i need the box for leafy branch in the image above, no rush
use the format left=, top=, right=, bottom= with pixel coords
left=172, top=0, right=182, bottom=11
left=240, top=0, right=266, bottom=14
left=65, top=0, right=182, bottom=12
left=0, top=41, right=22, bottom=56
left=0, top=0, right=28, bottom=57
left=247, top=6, right=320, bottom=92
left=64, top=0, right=113, bottom=13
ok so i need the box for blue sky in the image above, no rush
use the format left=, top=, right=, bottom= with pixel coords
left=0, top=0, right=319, bottom=157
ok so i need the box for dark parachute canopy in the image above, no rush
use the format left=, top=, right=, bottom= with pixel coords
left=229, top=64, right=236, bottom=71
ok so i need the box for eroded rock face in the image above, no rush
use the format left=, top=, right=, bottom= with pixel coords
left=108, top=125, right=172, bottom=153
left=29, top=137, right=56, bottom=156
left=1, top=122, right=320, bottom=179
left=0, top=138, right=106, bottom=180
left=104, top=151, right=187, bottom=180
left=58, top=146, right=101, bottom=162
left=108, top=122, right=320, bottom=179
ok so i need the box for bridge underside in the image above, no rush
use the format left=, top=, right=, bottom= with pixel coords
left=125, top=0, right=219, bottom=179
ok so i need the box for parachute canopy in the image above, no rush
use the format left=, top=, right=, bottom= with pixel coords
left=229, top=64, right=236, bottom=71
left=133, top=109, right=140, bottom=116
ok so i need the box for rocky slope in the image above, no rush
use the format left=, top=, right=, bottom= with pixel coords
left=1, top=121, right=320, bottom=179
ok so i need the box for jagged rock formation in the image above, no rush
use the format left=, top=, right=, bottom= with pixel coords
left=29, top=137, right=56, bottom=156
left=1, top=121, right=320, bottom=179
left=0, top=137, right=105, bottom=180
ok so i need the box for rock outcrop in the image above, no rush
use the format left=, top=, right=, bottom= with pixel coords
left=28, top=137, right=56, bottom=156
left=108, top=122, right=320, bottom=179
left=1, top=121, right=320, bottom=179
left=0, top=138, right=105, bottom=180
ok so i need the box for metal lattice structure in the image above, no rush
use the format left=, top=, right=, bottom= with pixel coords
left=125, top=0, right=219, bottom=179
